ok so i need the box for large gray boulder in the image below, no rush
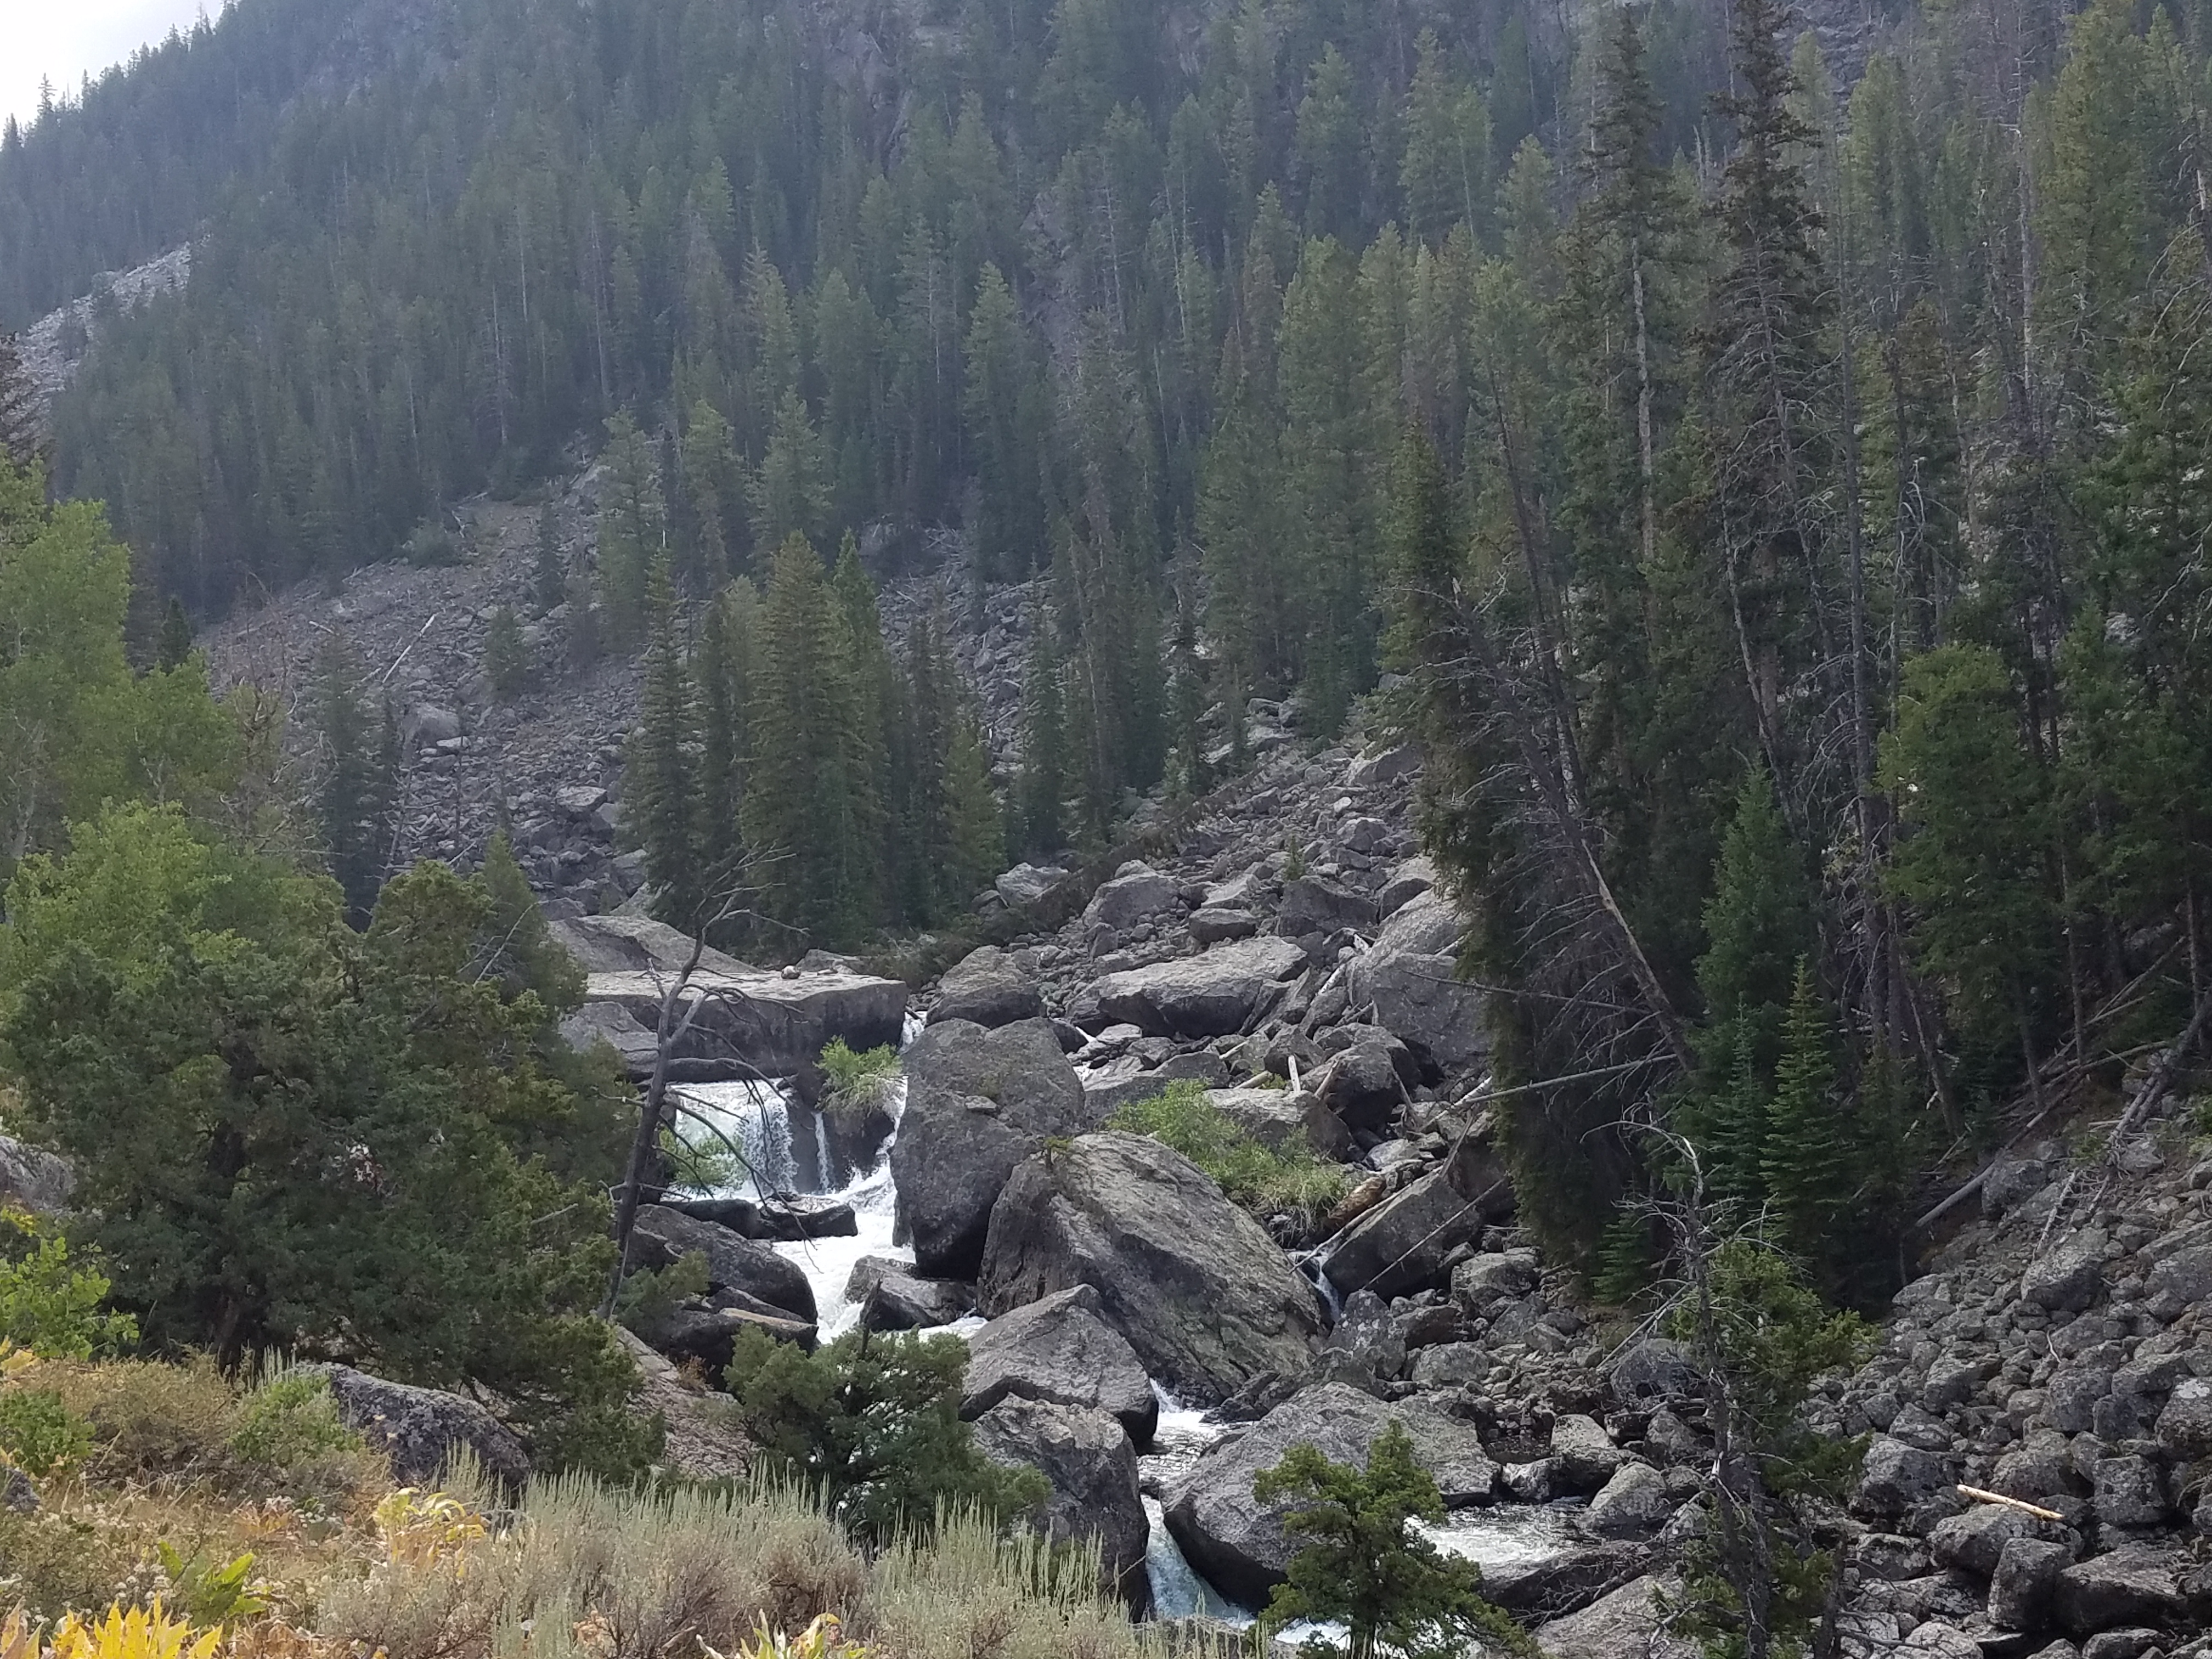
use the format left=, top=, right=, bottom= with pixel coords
left=1162, top=1383, right=1497, bottom=1609
left=1085, top=864, right=1178, bottom=929
left=889, top=1018, right=1093, bottom=1278
left=2021, top=1228, right=2108, bottom=1313
left=631, top=1204, right=817, bottom=1323
left=1090, top=936, right=1307, bottom=1037
left=1345, top=892, right=1487, bottom=1073
left=1324, top=1149, right=1515, bottom=1300
left=1854, top=1435, right=1951, bottom=1517
left=971, top=1397, right=1150, bottom=1609
left=929, top=947, right=1045, bottom=1029
left=555, top=915, right=907, bottom=1079
left=1206, top=1087, right=1353, bottom=1161
left=977, top=1132, right=1321, bottom=1403
left=313, top=1365, right=531, bottom=1491
left=1079, top=1051, right=1229, bottom=1119
left=2053, top=1545, right=2187, bottom=1634
left=1276, top=878, right=1376, bottom=940
left=961, top=1285, right=1158, bottom=1446
left=1534, top=1575, right=1696, bottom=1659
left=995, top=864, right=1068, bottom=907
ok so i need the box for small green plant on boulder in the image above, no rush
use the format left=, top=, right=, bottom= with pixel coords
left=1109, top=1080, right=1347, bottom=1225
left=724, top=1326, right=1046, bottom=1548
left=1255, top=1419, right=1534, bottom=1659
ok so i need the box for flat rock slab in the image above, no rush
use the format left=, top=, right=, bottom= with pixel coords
left=556, top=914, right=906, bottom=1077
left=1163, top=1382, right=1498, bottom=1609
left=1090, top=936, right=1307, bottom=1037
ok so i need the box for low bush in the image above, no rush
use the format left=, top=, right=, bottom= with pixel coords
left=0, top=1213, right=137, bottom=1361
left=721, top=1328, right=1046, bottom=1549
left=0, top=1509, right=139, bottom=1619
left=1109, top=1081, right=1348, bottom=1224
left=816, top=1041, right=898, bottom=1110
left=0, top=1387, right=92, bottom=1476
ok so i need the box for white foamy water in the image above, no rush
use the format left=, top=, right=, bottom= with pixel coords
left=1421, top=1502, right=1582, bottom=1572
left=1141, top=1385, right=1252, bottom=1621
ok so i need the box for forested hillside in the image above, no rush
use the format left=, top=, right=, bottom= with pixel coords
left=7, top=0, right=2212, bottom=1288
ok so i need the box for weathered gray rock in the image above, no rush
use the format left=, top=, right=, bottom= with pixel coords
left=961, top=1285, right=1158, bottom=1445
left=1320, top=1291, right=1406, bottom=1382
left=1276, top=878, right=1376, bottom=940
left=1188, top=908, right=1259, bottom=945
left=1992, top=1437, right=2086, bottom=1503
left=1453, top=1248, right=1543, bottom=1313
left=1205, top=1087, right=1353, bottom=1161
left=2022, top=1229, right=2108, bottom=1313
left=1610, top=1338, right=1699, bottom=1405
left=977, top=1131, right=1321, bottom=1402
left=1486, top=1539, right=1652, bottom=1622
left=929, top=946, right=1046, bottom=1029
left=1316, top=1037, right=1407, bottom=1130
left=1345, top=891, right=1487, bottom=1072
left=971, top=1397, right=1150, bottom=1607
left=1585, top=1462, right=1674, bottom=1538
left=631, top=1204, right=817, bottom=1322
left=1090, top=936, right=1307, bottom=1037
left=2053, top=1545, right=2186, bottom=1634
left=0, top=1135, right=72, bottom=1214
left=858, top=1273, right=970, bottom=1332
left=557, top=914, right=907, bottom=1078
left=1534, top=1574, right=1696, bottom=1658
left=1375, top=857, right=1438, bottom=916
left=1549, top=1414, right=1632, bottom=1494
left=1991, top=1538, right=2074, bottom=1631
left=1409, top=1342, right=1489, bottom=1388
left=1346, top=743, right=1422, bottom=788
left=995, top=864, right=1068, bottom=907
left=313, top=1365, right=531, bottom=1490
left=2091, top=1454, right=2170, bottom=1528
left=1085, top=865, right=1178, bottom=929
left=1163, top=1383, right=1497, bottom=1607
left=653, top=1302, right=817, bottom=1368
left=1079, top=1051, right=1229, bottom=1119
left=2146, top=1244, right=2212, bottom=1321
left=1931, top=1504, right=2045, bottom=1578
left=890, top=1018, right=1091, bottom=1278
left=2154, top=1375, right=2212, bottom=1458
left=1324, top=1156, right=1514, bottom=1300
left=1855, top=1435, right=1951, bottom=1517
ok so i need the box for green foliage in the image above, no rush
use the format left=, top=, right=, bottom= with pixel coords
left=1254, top=1420, right=1533, bottom=1659
left=1108, top=1081, right=1347, bottom=1224
left=1761, top=962, right=1852, bottom=1267
left=227, top=1369, right=361, bottom=1471
left=723, top=1327, right=1047, bottom=1549
left=155, top=1543, right=270, bottom=1625
left=0, top=1386, right=93, bottom=1475
left=401, top=523, right=460, bottom=567
left=0, top=805, right=635, bottom=1464
left=1590, top=1210, right=1656, bottom=1306
left=0, top=1210, right=136, bottom=1359
left=484, top=606, right=532, bottom=702
left=613, top=1250, right=711, bottom=1340
left=817, top=1039, right=899, bottom=1102
left=312, top=644, right=398, bottom=928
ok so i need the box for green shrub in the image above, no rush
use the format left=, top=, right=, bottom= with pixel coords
left=229, top=1369, right=360, bottom=1470
left=613, top=1251, right=710, bottom=1339
left=45, top=1356, right=238, bottom=1481
left=817, top=1039, right=898, bottom=1104
left=0, top=1385, right=93, bottom=1474
left=1255, top=1420, right=1536, bottom=1659
left=0, top=1210, right=138, bottom=1359
left=723, top=1328, right=1046, bottom=1549
left=0, top=1508, right=134, bottom=1617
left=1109, top=1080, right=1348, bottom=1224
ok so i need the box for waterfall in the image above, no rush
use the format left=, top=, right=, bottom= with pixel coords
left=674, top=1080, right=797, bottom=1197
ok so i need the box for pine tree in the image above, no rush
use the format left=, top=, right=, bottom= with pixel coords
left=680, top=399, right=741, bottom=585
left=484, top=606, right=531, bottom=701
left=596, top=410, right=664, bottom=647
left=314, top=645, right=398, bottom=929
left=749, top=390, right=832, bottom=554
left=1017, top=606, right=1067, bottom=858
left=625, top=557, right=704, bottom=928
left=941, top=707, right=1005, bottom=914
left=696, top=580, right=757, bottom=913
left=155, top=599, right=194, bottom=672
left=1763, top=958, right=1850, bottom=1262
left=533, top=501, right=566, bottom=614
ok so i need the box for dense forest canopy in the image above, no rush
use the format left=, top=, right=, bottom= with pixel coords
left=7, top=0, right=2212, bottom=1295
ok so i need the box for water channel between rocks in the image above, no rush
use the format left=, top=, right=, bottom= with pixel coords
left=669, top=1038, right=1571, bottom=1624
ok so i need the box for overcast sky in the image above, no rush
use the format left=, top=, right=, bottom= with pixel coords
left=5, top=1, right=228, bottom=131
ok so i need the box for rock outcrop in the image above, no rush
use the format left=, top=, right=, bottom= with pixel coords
left=960, top=1285, right=1159, bottom=1446
left=977, top=1132, right=1322, bottom=1402
left=313, top=1364, right=531, bottom=1491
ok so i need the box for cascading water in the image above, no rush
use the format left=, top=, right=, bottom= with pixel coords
left=1139, top=1385, right=1252, bottom=1622
left=672, top=1079, right=798, bottom=1195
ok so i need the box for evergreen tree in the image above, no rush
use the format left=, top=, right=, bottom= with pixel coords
left=1017, top=608, right=1068, bottom=857
left=1763, top=958, right=1850, bottom=1264
left=941, top=708, right=1005, bottom=912
left=313, top=646, right=398, bottom=930
left=695, top=580, right=757, bottom=913
left=625, top=557, right=703, bottom=929
left=596, top=410, right=665, bottom=647
left=533, top=501, right=566, bottom=614
left=679, top=400, right=741, bottom=588
left=155, top=599, right=194, bottom=672
left=484, top=605, right=531, bottom=701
